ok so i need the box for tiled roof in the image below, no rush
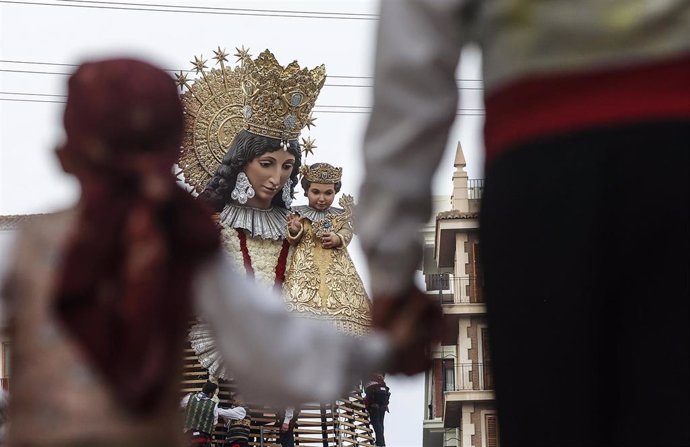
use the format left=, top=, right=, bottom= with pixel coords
left=0, top=214, right=41, bottom=231
left=436, top=209, right=479, bottom=220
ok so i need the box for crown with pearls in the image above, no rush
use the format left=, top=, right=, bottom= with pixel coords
left=238, top=49, right=326, bottom=143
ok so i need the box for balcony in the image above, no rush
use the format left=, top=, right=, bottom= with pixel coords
left=426, top=275, right=486, bottom=344
left=426, top=274, right=484, bottom=304
left=443, top=363, right=496, bottom=428
left=445, top=362, right=494, bottom=392
left=468, top=179, right=484, bottom=200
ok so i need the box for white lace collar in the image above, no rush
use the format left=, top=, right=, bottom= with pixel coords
left=219, top=204, right=290, bottom=240
left=292, top=205, right=343, bottom=222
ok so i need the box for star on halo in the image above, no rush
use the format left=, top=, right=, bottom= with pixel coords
left=304, top=113, right=317, bottom=130
left=234, top=45, right=251, bottom=64
left=301, top=137, right=317, bottom=157
left=191, top=55, right=207, bottom=73
left=174, top=71, right=189, bottom=90
left=213, top=47, right=229, bottom=65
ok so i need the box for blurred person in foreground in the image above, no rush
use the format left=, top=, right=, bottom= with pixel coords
left=0, top=57, right=439, bottom=447
left=358, top=1, right=689, bottom=446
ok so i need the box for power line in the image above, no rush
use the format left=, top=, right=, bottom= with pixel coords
left=0, top=0, right=378, bottom=20
left=0, top=98, right=65, bottom=104
left=55, top=0, right=378, bottom=17
left=0, top=91, right=485, bottom=113
left=0, top=59, right=76, bottom=67
left=0, top=97, right=485, bottom=116
left=0, top=68, right=485, bottom=91
left=0, top=59, right=485, bottom=83
left=0, top=68, right=70, bottom=76
left=0, top=91, right=64, bottom=97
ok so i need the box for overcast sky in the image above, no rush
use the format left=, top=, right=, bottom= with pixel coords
left=0, top=1, right=484, bottom=445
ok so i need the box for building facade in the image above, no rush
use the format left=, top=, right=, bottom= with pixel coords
left=0, top=214, right=30, bottom=392
left=422, top=144, right=499, bottom=447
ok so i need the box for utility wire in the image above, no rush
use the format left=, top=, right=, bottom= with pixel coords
left=0, top=91, right=485, bottom=113
left=0, top=98, right=65, bottom=104
left=0, top=91, right=64, bottom=97
left=54, top=0, right=378, bottom=18
left=0, top=0, right=379, bottom=20
left=0, top=67, right=485, bottom=90
left=0, top=97, right=485, bottom=116
left=0, top=60, right=485, bottom=83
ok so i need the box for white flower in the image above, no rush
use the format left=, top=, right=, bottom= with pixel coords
left=220, top=227, right=293, bottom=291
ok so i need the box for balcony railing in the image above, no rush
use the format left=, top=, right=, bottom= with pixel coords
left=425, top=274, right=484, bottom=304
left=468, top=179, right=484, bottom=200
left=444, top=362, right=494, bottom=391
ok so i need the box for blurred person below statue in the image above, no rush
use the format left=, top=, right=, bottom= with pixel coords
left=364, top=374, right=390, bottom=447
left=181, top=381, right=245, bottom=447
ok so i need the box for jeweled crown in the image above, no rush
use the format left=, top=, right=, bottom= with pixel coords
left=300, top=163, right=342, bottom=184
left=239, top=50, right=326, bottom=142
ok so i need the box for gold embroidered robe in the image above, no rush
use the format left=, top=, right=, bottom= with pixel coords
left=283, top=209, right=371, bottom=336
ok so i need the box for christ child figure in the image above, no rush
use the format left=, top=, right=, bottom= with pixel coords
left=283, top=163, right=371, bottom=336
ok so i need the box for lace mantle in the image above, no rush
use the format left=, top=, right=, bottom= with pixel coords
left=292, top=205, right=343, bottom=222
left=219, top=204, right=290, bottom=240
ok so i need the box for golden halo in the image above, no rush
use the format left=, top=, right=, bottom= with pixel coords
left=177, top=52, right=245, bottom=194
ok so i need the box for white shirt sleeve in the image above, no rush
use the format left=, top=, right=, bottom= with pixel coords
left=193, top=252, right=391, bottom=406
left=283, top=407, right=294, bottom=425
left=216, top=405, right=247, bottom=422
left=358, top=0, right=466, bottom=297
left=180, top=393, right=191, bottom=409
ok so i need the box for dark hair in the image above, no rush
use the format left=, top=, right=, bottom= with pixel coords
left=300, top=162, right=342, bottom=197
left=199, top=130, right=301, bottom=212
left=201, top=381, right=218, bottom=396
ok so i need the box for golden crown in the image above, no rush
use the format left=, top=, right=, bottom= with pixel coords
left=174, top=46, right=324, bottom=193
left=239, top=49, right=326, bottom=142
left=299, top=163, right=342, bottom=184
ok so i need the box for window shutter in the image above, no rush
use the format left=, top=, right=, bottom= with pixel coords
left=485, top=413, right=500, bottom=447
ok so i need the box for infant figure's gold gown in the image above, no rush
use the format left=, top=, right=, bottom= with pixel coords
left=283, top=204, right=371, bottom=336
left=283, top=205, right=371, bottom=336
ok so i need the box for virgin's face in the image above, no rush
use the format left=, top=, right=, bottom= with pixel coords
left=244, top=149, right=295, bottom=209
left=307, top=183, right=336, bottom=211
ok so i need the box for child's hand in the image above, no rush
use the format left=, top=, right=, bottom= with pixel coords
left=288, top=214, right=302, bottom=236
left=321, top=232, right=341, bottom=249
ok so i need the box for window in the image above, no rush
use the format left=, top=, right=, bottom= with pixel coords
left=485, top=413, right=500, bottom=447
left=443, top=360, right=455, bottom=391
left=1, top=342, right=10, bottom=392
left=1, top=342, right=9, bottom=378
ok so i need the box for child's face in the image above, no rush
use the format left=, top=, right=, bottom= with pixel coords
left=307, top=183, right=336, bottom=211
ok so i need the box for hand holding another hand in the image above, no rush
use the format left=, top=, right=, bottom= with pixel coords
left=373, top=287, right=443, bottom=376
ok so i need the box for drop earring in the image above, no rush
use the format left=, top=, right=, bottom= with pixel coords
left=231, top=172, right=255, bottom=205
left=282, top=179, right=293, bottom=207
